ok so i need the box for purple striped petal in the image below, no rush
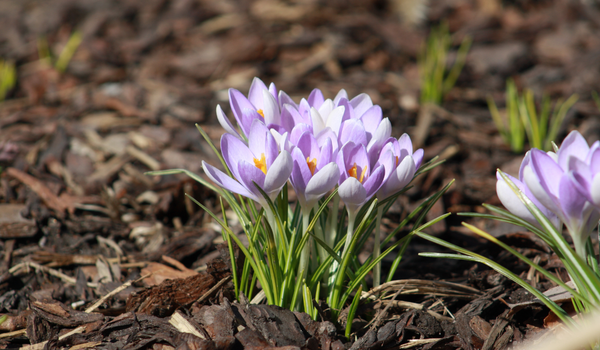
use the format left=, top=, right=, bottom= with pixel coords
left=558, top=130, right=589, bottom=171
left=308, top=88, right=325, bottom=109
left=350, top=93, right=373, bottom=118
left=221, top=133, right=256, bottom=181
left=339, top=119, right=367, bottom=147
left=248, top=77, right=269, bottom=108
left=202, top=161, right=257, bottom=201
left=216, top=105, right=242, bottom=140
left=229, top=89, right=261, bottom=136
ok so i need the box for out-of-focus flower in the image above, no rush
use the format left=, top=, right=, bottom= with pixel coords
left=496, top=156, right=560, bottom=229
left=524, top=132, right=600, bottom=255
left=0, top=141, right=18, bottom=163
left=377, top=134, right=424, bottom=199
left=498, top=130, right=600, bottom=256
left=202, top=120, right=292, bottom=207
left=568, top=134, right=600, bottom=209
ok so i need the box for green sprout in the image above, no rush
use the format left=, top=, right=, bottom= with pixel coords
left=418, top=23, right=472, bottom=105
left=0, top=59, right=16, bottom=102
left=37, top=31, right=83, bottom=73
left=488, top=79, right=578, bottom=153
left=593, top=91, right=600, bottom=111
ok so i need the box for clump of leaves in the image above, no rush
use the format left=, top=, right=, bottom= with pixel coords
left=488, top=79, right=578, bottom=153
left=0, top=59, right=16, bottom=101
left=38, top=31, right=83, bottom=72
left=418, top=23, right=471, bottom=105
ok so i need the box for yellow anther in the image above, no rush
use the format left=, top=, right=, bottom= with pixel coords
left=257, top=109, right=265, bottom=118
left=306, top=157, right=317, bottom=175
left=253, top=153, right=267, bottom=174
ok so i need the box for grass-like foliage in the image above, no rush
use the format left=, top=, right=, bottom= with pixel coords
left=488, top=79, right=578, bottom=153
left=0, top=59, right=16, bottom=102
left=418, top=23, right=471, bottom=105
left=38, top=31, right=83, bottom=72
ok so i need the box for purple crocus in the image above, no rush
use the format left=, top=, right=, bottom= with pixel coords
left=498, top=130, right=600, bottom=257
left=289, top=132, right=339, bottom=212
left=336, top=142, right=392, bottom=215
left=202, top=120, right=293, bottom=207
left=377, top=133, right=424, bottom=200
left=523, top=132, right=600, bottom=255
left=228, top=78, right=281, bottom=137
left=568, top=133, right=600, bottom=209
left=496, top=153, right=560, bottom=229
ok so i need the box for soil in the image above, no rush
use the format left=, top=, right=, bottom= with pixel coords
left=0, top=0, right=599, bottom=348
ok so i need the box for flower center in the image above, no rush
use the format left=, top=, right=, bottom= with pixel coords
left=253, top=153, right=267, bottom=175
left=257, top=109, right=265, bottom=118
left=306, top=157, right=317, bottom=175
left=348, top=163, right=367, bottom=183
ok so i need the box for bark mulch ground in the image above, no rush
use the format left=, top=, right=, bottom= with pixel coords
left=0, top=0, right=599, bottom=348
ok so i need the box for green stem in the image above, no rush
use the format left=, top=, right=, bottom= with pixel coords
left=343, top=210, right=356, bottom=254
left=327, top=194, right=340, bottom=248
left=298, top=212, right=311, bottom=281
left=373, top=206, right=384, bottom=288
left=331, top=208, right=357, bottom=316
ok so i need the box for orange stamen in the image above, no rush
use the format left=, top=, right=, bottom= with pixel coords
left=306, top=157, right=317, bottom=175
left=253, top=153, right=267, bottom=174
left=348, top=163, right=367, bottom=183
left=395, top=156, right=399, bottom=166
left=257, top=109, right=265, bottom=118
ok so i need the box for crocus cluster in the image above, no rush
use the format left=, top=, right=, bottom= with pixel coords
left=203, top=77, right=424, bottom=226
left=497, top=130, right=600, bottom=257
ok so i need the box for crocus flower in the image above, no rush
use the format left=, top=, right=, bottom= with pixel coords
left=568, top=134, right=600, bottom=209
left=228, top=78, right=281, bottom=137
left=289, top=132, right=339, bottom=212
left=523, top=132, right=600, bottom=256
left=496, top=153, right=560, bottom=229
left=336, top=142, right=393, bottom=215
left=377, top=133, right=424, bottom=200
left=498, top=130, right=600, bottom=257
left=202, top=120, right=292, bottom=207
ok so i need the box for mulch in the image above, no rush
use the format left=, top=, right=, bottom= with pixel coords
left=0, top=0, right=599, bottom=348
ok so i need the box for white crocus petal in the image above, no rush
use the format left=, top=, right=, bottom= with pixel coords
left=264, top=151, right=293, bottom=199
left=262, top=89, right=280, bottom=126
left=325, top=106, right=345, bottom=135
left=269, top=129, right=284, bottom=149
left=523, top=167, right=562, bottom=218
left=318, top=99, right=334, bottom=119
left=547, top=151, right=558, bottom=163
left=390, top=156, right=416, bottom=188
left=367, top=118, right=391, bottom=152
left=310, top=107, right=326, bottom=136
left=496, top=178, right=538, bottom=225
left=304, top=163, right=340, bottom=207
left=339, top=177, right=366, bottom=215
left=592, top=175, right=600, bottom=207
left=216, top=105, right=242, bottom=140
